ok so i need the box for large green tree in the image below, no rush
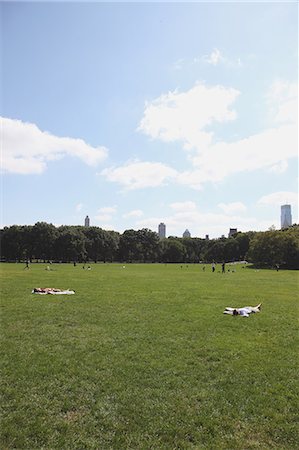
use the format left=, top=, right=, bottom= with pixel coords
left=102, top=230, right=120, bottom=263
left=181, top=238, right=206, bottom=263
left=1, top=226, right=25, bottom=261
left=137, top=229, right=160, bottom=262
left=54, top=227, right=87, bottom=262
left=280, top=227, right=299, bottom=268
left=160, top=238, right=186, bottom=263
left=232, top=232, right=252, bottom=260
left=84, top=227, right=107, bottom=263
left=118, top=230, right=140, bottom=262
left=31, top=222, right=58, bottom=261
left=223, top=238, right=240, bottom=262
left=247, top=227, right=299, bottom=268
left=203, top=239, right=225, bottom=263
left=84, top=227, right=120, bottom=263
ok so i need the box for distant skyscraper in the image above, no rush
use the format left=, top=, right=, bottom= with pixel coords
left=84, top=215, right=90, bottom=227
left=183, top=229, right=191, bottom=238
left=281, top=205, right=292, bottom=229
left=158, top=222, right=166, bottom=239
left=228, top=228, right=237, bottom=238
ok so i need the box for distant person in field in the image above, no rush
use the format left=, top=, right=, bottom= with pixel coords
left=222, top=262, right=225, bottom=273
left=24, top=260, right=30, bottom=269
left=224, top=304, right=262, bottom=317
left=212, top=262, right=216, bottom=272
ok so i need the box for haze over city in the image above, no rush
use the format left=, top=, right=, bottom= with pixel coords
left=2, top=2, right=298, bottom=238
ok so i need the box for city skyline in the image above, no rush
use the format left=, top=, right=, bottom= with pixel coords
left=2, top=2, right=298, bottom=238
left=80, top=202, right=294, bottom=239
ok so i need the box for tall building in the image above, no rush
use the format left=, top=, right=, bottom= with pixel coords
left=183, top=229, right=191, bottom=238
left=158, top=222, right=166, bottom=239
left=84, top=215, right=90, bottom=227
left=281, top=204, right=292, bottom=229
left=228, top=228, right=237, bottom=238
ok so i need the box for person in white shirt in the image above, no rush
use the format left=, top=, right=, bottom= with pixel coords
left=224, top=304, right=261, bottom=317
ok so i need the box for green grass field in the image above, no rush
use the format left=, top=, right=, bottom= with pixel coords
left=1, top=262, right=298, bottom=449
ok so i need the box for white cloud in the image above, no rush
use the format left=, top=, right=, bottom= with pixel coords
left=101, top=160, right=177, bottom=190
left=138, top=80, right=297, bottom=190
left=2, top=117, right=108, bottom=174
left=94, top=214, right=112, bottom=222
left=138, top=83, right=240, bottom=151
left=203, top=48, right=223, bottom=66
left=173, top=58, right=185, bottom=70
left=258, top=191, right=298, bottom=208
left=218, top=202, right=247, bottom=214
left=170, top=201, right=197, bottom=212
left=76, top=203, right=83, bottom=212
left=267, top=80, right=297, bottom=104
left=175, top=170, right=205, bottom=191
left=268, top=160, right=288, bottom=174
left=175, top=50, right=242, bottom=72
left=201, top=48, right=242, bottom=68
left=95, top=206, right=117, bottom=222
left=177, top=124, right=297, bottom=189
left=123, top=209, right=144, bottom=218
left=266, top=80, right=298, bottom=124
left=98, top=206, right=117, bottom=214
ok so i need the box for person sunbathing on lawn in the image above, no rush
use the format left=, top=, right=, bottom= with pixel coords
left=32, top=287, right=75, bottom=294
left=224, top=304, right=262, bottom=317
left=33, top=287, right=61, bottom=293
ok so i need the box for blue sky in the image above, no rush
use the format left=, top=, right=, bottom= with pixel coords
left=1, top=1, right=298, bottom=238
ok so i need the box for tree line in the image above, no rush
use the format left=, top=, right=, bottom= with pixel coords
left=0, top=222, right=298, bottom=268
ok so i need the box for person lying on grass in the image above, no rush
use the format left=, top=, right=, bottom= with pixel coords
left=33, top=287, right=60, bottom=293
left=224, top=304, right=261, bottom=317
left=32, top=287, right=75, bottom=294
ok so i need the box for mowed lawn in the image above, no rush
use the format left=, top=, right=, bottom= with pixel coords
left=1, top=263, right=298, bottom=449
